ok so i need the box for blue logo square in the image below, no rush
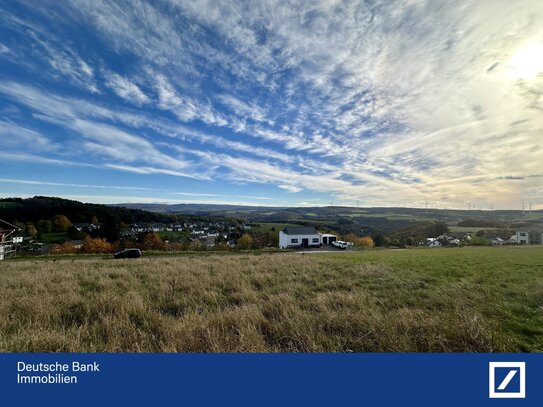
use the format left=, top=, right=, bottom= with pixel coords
left=494, top=367, right=520, bottom=393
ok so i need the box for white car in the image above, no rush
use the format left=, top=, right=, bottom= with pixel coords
left=332, top=240, right=348, bottom=249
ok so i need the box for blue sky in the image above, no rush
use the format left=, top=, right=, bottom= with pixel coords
left=0, top=0, right=542, bottom=209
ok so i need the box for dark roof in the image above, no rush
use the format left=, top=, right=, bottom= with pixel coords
left=0, top=219, right=21, bottom=231
left=517, top=224, right=543, bottom=232
left=282, top=227, right=319, bottom=235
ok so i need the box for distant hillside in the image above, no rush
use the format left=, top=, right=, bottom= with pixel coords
left=115, top=203, right=543, bottom=235
left=2, top=197, right=541, bottom=237
left=115, top=203, right=278, bottom=215
left=0, top=196, right=181, bottom=225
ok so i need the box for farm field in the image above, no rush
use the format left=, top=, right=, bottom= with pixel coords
left=0, top=247, right=542, bottom=352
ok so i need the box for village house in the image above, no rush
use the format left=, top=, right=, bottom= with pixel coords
left=278, top=227, right=337, bottom=249
left=489, top=237, right=504, bottom=246
left=202, top=237, right=216, bottom=249
left=0, top=219, right=22, bottom=261
left=515, top=224, right=543, bottom=245
left=427, top=234, right=460, bottom=247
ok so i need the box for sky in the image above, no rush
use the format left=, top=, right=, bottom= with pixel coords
left=0, top=0, right=542, bottom=209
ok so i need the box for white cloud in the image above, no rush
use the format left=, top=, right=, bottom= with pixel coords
left=2, top=0, right=543, bottom=208
left=31, top=32, right=98, bottom=92
left=105, top=73, right=149, bottom=105
left=278, top=184, right=303, bottom=193
left=153, top=73, right=227, bottom=126
left=216, top=94, right=271, bottom=124
left=0, top=178, right=154, bottom=191
left=104, top=164, right=208, bottom=180
left=0, top=121, right=58, bottom=151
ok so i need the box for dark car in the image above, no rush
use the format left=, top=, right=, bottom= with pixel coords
left=113, top=248, right=142, bottom=259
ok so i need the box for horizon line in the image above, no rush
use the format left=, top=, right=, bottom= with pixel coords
left=1, top=195, right=542, bottom=212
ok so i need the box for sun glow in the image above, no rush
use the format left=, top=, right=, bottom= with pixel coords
left=508, top=42, right=543, bottom=79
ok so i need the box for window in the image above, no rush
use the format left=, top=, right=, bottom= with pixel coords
left=520, top=232, right=526, bottom=236
left=312, top=238, right=320, bottom=243
left=291, top=238, right=298, bottom=243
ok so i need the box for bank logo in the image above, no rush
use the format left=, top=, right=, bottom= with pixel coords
left=489, top=362, right=525, bottom=399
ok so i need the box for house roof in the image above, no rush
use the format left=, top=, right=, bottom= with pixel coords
left=0, top=219, right=21, bottom=231
left=282, top=227, right=319, bottom=235
left=517, top=224, right=543, bottom=232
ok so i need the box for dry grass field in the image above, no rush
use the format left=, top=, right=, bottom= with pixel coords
left=1, top=247, right=542, bottom=352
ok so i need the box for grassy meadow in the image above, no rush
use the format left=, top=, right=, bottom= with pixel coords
left=0, top=246, right=542, bottom=352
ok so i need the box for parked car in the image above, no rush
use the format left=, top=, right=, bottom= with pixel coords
left=332, top=240, right=348, bottom=249
left=114, top=248, right=142, bottom=259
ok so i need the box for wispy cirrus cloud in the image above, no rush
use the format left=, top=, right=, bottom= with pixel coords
left=0, top=121, right=58, bottom=151
left=0, top=178, right=154, bottom=191
left=1, top=0, right=542, bottom=208
left=104, top=73, right=150, bottom=105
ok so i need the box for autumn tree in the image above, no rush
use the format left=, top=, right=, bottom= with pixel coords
left=142, top=233, right=165, bottom=250
left=53, top=215, right=72, bottom=232
left=236, top=234, right=253, bottom=250
left=25, top=222, right=37, bottom=238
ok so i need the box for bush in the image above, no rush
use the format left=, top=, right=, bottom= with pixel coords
left=189, top=240, right=205, bottom=251
left=470, top=236, right=490, bottom=246
left=82, top=236, right=114, bottom=253
left=214, top=242, right=230, bottom=251
left=359, top=236, right=374, bottom=247
left=344, top=233, right=374, bottom=248
left=49, top=242, right=80, bottom=255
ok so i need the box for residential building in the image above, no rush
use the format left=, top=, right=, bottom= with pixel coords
left=279, top=227, right=337, bottom=249
left=515, top=225, right=543, bottom=244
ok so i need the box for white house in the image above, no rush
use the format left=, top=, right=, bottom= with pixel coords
left=427, top=238, right=442, bottom=247
left=279, top=227, right=335, bottom=249
left=515, top=225, right=543, bottom=245
left=0, top=219, right=22, bottom=261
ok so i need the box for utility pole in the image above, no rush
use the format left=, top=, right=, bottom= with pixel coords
left=522, top=202, right=525, bottom=213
